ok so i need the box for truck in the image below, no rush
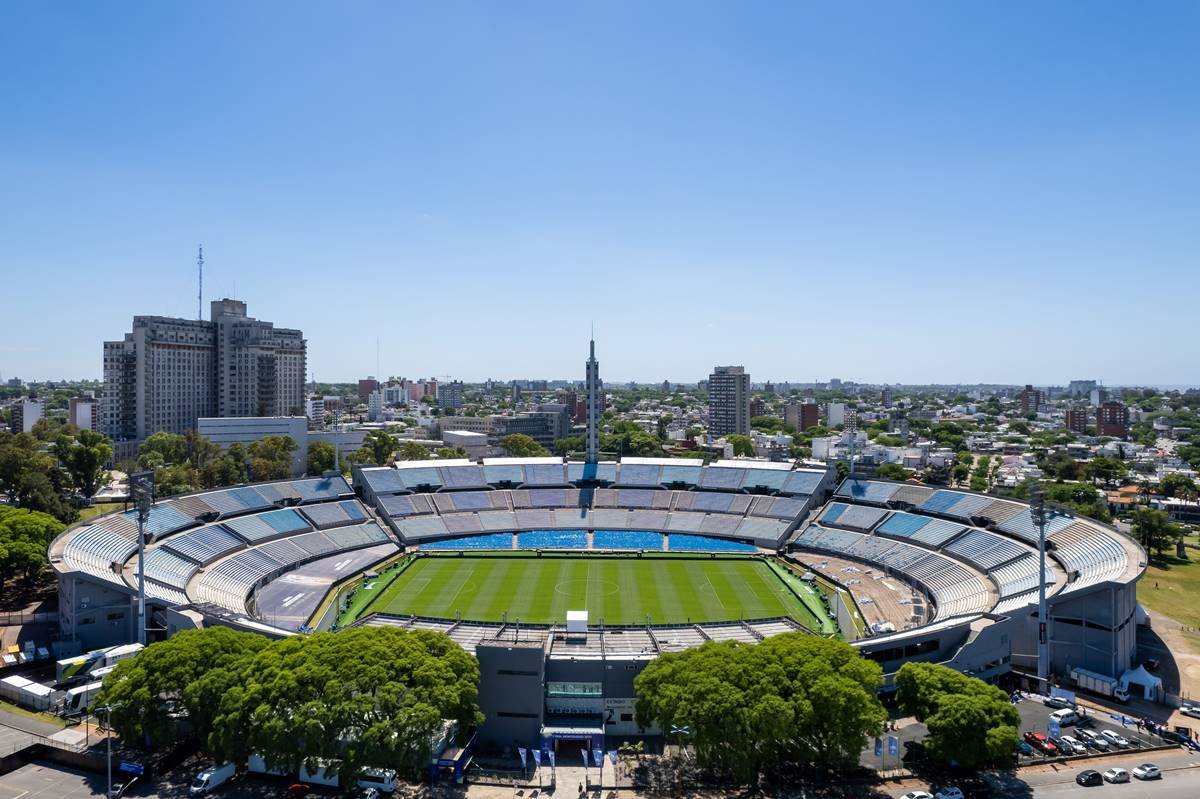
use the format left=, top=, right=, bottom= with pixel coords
left=63, top=681, right=104, bottom=714
left=56, top=643, right=144, bottom=686
left=1070, top=667, right=1130, bottom=703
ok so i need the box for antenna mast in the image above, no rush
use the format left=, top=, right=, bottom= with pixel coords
left=197, top=245, right=204, bottom=319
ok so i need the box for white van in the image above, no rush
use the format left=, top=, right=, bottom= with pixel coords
left=189, top=762, right=235, bottom=795
left=1050, top=708, right=1081, bottom=726
left=358, top=767, right=397, bottom=793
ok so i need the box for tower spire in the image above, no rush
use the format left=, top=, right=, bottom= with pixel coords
left=585, top=331, right=600, bottom=463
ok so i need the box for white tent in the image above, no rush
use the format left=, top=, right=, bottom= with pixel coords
left=1119, top=664, right=1163, bottom=701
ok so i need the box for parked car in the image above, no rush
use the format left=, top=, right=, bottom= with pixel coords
left=1103, top=767, right=1130, bottom=783
left=360, top=789, right=381, bottom=799
left=1181, top=701, right=1200, bottom=719
left=1076, top=770, right=1103, bottom=787
left=109, top=779, right=136, bottom=799
left=933, top=788, right=963, bottom=799
left=1017, top=741, right=1034, bottom=756
left=1050, top=708, right=1081, bottom=726
left=1160, top=729, right=1190, bottom=745
left=1045, top=695, right=1072, bottom=709
left=1023, top=731, right=1059, bottom=755
left=1059, top=735, right=1087, bottom=755
left=900, top=792, right=934, bottom=799
left=1101, top=729, right=1130, bottom=748
left=283, top=785, right=311, bottom=799
left=1132, top=763, right=1162, bottom=780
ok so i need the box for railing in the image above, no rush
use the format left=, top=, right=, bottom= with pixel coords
left=0, top=612, right=58, bottom=627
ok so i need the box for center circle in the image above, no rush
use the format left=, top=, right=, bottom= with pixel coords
left=554, top=578, right=621, bottom=597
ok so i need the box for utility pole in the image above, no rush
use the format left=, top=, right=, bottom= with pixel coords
left=1030, top=481, right=1048, bottom=693
left=130, top=471, right=155, bottom=646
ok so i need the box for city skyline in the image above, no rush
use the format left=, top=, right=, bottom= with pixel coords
left=3, top=3, right=1198, bottom=385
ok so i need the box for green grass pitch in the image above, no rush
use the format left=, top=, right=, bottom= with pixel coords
left=352, top=553, right=826, bottom=629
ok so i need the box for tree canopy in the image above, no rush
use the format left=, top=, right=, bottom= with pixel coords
left=634, top=634, right=885, bottom=782
left=875, top=463, right=910, bottom=481
left=0, top=431, right=76, bottom=522
left=726, top=434, right=755, bottom=457
left=1131, top=506, right=1183, bottom=558
left=0, top=506, right=64, bottom=595
left=499, top=433, right=549, bottom=457
left=99, top=626, right=483, bottom=783
left=53, top=429, right=112, bottom=498
left=306, top=440, right=337, bottom=476
left=895, top=662, right=1019, bottom=769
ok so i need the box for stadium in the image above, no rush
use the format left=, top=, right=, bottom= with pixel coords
left=48, top=454, right=1147, bottom=754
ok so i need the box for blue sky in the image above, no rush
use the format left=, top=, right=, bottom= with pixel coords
left=2, top=2, right=1197, bottom=386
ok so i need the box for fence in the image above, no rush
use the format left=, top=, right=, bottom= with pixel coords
left=0, top=612, right=58, bottom=627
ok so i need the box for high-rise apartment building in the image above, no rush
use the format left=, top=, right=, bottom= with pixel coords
left=11, top=397, right=44, bottom=433
left=826, top=402, right=846, bottom=428
left=358, top=377, right=380, bottom=403
left=881, top=387, right=894, bottom=408
left=437, top=380, right=464, bottom=410
left=708, top=366, right=750, bottom=437
left=1065, top=407, right=1089, bottom=435
left=67, top=395, right=100, bottom=431
left=102, top=299, right=306, bottom=443
left=785, top=401, right=819, bottom=432
left=1096, top=401, right=1130, bottom=439
left=1019, top=385, right=1044, bottom=414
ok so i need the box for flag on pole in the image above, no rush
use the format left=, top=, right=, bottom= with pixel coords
left=607, top=750, right=618, bottom=767
left=518, top=747, right=527, bottom=768
left=593, top=749, right=605, bottom=769
left=874, top=737, right=883, bottom=757
left=582, top=748, right=590, bottom=767
left=887, top=736, right=899, bottom=757
left=532, top=749, right=542, bottom=767
left=548, top=750, right=555, bottom=768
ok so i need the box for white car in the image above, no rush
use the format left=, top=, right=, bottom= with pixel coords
left=900, top=792, right=934, bottom=799
left=1059, top=736, right=1086, bottom=755
left=1182, top=701, right=1200, bottom=719
left=1101, top=729, right=1130, bottom=748
left=1077, top=730, right=1110, bottom=751
left=1132, top=763, right=1162, bottom=780
left=1103, top=767, right=1130, bottom=784
left=933, top=789, right=964, bottom=799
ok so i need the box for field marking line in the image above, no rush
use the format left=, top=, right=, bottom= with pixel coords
left=445, top=572, right=475, bottom=610
left=703, top=573, right=727, bottom=612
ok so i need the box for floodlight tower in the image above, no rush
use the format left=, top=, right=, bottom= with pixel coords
left=585, top=333, right=601, bottom=463
left=1031, top=481, right=1049, bottom=693
left=130, top=471, right=155, bottom=645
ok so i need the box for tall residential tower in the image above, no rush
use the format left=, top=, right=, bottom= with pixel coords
left=708, top=365, right=750, bottom=437
left=102, top=299, right=306, bottom=443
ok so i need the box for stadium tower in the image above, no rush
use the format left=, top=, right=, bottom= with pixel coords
left=585, top=336, right=601, bottom=463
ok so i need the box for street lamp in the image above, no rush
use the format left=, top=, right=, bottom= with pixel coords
left=130, top=471, right=154, bottom=646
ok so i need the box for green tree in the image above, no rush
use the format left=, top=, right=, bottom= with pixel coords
left=435, top=446, right=468, bottom=459
left=53, top=429, right=113, bottom=498
left=0, top=432, right=76, bottom=522
left=0, top=506, right=64, bottom=596
left=554, top=435, right=585, bottom=455
left=499, top=434, right=549, bottom=457
left=726, top=434, right=755, bottom=457
left=154, top=463, right=201, bottom=497
left=875, top=463, right=910, bottom=480
left=634, top=634, right=885, bottom=782
left=247, top=436, right=297, bottom=481
left=1085, top=456, right=1127, bottom=487
left=1131, top=507, right=1182, bottom=558
left=98, top=627, right=270, bottom=748
left=208, top=627, right=483, bottom=781
left=895, top=662, right=1019, bottom=769
left=360, top=430, right=399, bottom=465
left=307, top=441, right=337, bottom=476
left=396, top=440, right=430, bottom=461
left=601, top=422, right=662, bottom=457
left=1160, top=473, right=1197, bottom=499
left=138, top=432, right=187, bottom=469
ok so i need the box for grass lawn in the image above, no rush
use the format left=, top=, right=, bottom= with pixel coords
left=1140, top=552, right=1200, bottom=629
left=353, top=553, right=828, bottom=630
left=75, top=503, right=122, bottom=523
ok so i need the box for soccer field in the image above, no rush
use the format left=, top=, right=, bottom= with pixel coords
left=352, top=553, right=827, bottom=628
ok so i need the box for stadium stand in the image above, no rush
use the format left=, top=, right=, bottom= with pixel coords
left=420, top=533, right=514, bottom=551
left=592, top=530, right=663, bottom=550
left=162, top=524, right=244, bottom=565
left=836, top=478, right=901, bottom=505
left=300, top=499, right=368, bottom=530
left=518, top=530, right=588, bottom=549
left=616, top=463, right=663, bottom=486
left=668, top=534, right=756, bottom=553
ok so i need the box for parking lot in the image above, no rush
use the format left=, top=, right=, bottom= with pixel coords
left=1014, top=692, right=1193, bottom=763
